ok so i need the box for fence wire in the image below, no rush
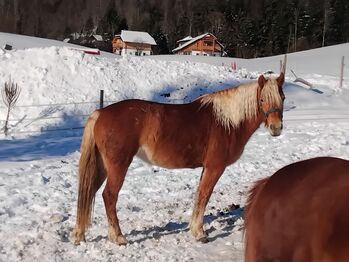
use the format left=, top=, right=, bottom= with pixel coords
left=0, top=99, right=119, bottom=136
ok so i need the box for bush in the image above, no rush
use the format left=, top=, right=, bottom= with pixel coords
left=2, top=77, right=21, bottom=136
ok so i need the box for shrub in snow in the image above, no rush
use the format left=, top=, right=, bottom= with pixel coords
left=2, top=77, right=21, bottom=136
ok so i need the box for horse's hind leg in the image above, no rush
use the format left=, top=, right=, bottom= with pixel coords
left=102, top=163, right=129, bottom=245
left=190, top=166, right=225, bottom=243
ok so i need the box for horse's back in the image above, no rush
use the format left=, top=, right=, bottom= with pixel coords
left=245, top=157, right=349, bottom=262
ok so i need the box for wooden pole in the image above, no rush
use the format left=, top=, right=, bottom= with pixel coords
left=340, top=56, right=344, bottom=89
left=280, top=60, right=282, bottom=73
left=100, top=90, right=104, bottom=109
left=282, top=54, right=287, bottom=74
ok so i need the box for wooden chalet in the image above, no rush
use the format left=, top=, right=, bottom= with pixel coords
left=112, top=30, right=157, bottom=56
left=172, top=33, right=224, bottom=56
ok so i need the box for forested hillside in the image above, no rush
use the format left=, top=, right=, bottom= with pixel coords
left=0, top=0, right=348, bottom=57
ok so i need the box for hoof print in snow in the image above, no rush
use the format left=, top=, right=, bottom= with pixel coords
left=41, top=175, right=51, bottom=184
left=229, top=203, right=240, bottom=211
left=160, top=93, right=171, bottom=98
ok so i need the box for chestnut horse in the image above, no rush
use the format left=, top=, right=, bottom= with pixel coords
left=244, top=157, right=349, bottom=262
left=73, top=73, right=285, bottom=245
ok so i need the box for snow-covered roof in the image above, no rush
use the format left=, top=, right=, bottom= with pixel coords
left=92, top=35, right=103, bottom=41
left=118, top=30, right=157, bottom=45
left=70, top=32, right=81, bottom=40
left=177, top=36, right=193, bottom=42
left=172, top=33, right=224, bottom=52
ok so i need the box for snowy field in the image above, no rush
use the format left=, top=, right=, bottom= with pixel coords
left=0, top=33, right=348, bottom=261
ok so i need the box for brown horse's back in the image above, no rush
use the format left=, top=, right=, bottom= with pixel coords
left=245, top=157, right=349, bottom=262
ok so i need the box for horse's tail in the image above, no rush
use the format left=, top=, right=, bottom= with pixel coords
left=244, top=177, right=270, bottom=262
left=74, top=110, right=104, bottom=242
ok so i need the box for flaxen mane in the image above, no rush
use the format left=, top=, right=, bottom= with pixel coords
left=200, top=78, right=282, bottom=129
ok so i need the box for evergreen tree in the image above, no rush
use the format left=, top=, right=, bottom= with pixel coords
left=36, top=16, right=46, bottom=38
left=1, top=0, right=349, bottom=57
left=117, top=18, right=128, bottom=33
left=97, top=0, right=120, bottom=40
left=153, top=29, right=169, bottom=54
left=84, top=16, right=94, bottom=35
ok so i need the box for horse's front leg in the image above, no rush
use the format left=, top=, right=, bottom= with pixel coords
left=190, top=166, right=225, bottom=243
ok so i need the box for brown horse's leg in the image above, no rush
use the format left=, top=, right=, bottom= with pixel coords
left=102, top=164, right=129, bottom=245
left=190, top=166, right=225, bottom=243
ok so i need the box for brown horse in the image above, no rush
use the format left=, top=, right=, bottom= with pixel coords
left=244, top=157, right=349, bottom=262
left=73, top=73, right=285, bottom=245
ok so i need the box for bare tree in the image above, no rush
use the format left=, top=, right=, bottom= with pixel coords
left=2, top=77, right=21, bottom=136
left=294, top=8, right=299, bottom=52
left=322, top=8, right=328, bottom=47
left=322, top=0, right=332, bottom=47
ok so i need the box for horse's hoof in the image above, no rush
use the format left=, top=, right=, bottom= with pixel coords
left=72, top=228, right=86, bottom=245
left=109, top=233, right=128, bottom=246
left=198, top=236, right=209, bottom=243
left=74, top=239, right=82, bottom=245
left=116, top=235, right=128, bottom=246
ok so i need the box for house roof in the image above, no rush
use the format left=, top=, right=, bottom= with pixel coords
left=92, top=35, right=103, bottom=41
left=177, top=36, right=193, bottom=42
left=172, top=33, right=224, bottom=53
left=116, top=30, right=157, bottom=45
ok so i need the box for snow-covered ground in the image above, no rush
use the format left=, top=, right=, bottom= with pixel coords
left=0, top=33, right=348, bottom=261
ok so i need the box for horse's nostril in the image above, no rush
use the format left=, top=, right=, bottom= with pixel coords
left=270, top=123, right=282, bottom=131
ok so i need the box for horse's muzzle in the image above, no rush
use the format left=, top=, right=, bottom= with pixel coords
left=269, top=123, right=283, bottom=136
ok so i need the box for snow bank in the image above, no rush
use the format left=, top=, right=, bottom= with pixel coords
left=0, top=46, right=241, bottom=136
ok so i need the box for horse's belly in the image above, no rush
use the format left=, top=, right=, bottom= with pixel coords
left=136, top=146, right=154, bottom=165
left=136, top=146, right=201, bottom=169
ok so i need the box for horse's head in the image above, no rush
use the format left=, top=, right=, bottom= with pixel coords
left=257, top=73, right=285, bottom=136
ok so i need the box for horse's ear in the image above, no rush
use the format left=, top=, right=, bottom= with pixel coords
left=258, top=75, right=266, bottom=89
left=277, top=72, right=285, bottom=87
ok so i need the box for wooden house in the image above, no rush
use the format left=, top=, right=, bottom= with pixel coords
left=172, top=33, right=224, bottom=56
left=112, top=30, right=157, bottom=56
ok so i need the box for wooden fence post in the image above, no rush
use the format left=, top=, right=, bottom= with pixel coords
left=100, top=90, right=104, bottom=109
left=280, top=60, right=282, bottom=73
left=282, top=54, right=287, bottom=74
left=340, top=56, right=344, bottom=89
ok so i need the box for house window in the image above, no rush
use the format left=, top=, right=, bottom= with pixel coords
left=184, top=51, right=191, bottom=55
left=204, top=41, right=213, bottom=46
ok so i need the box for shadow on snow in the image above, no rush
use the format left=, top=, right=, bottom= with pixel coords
left=89, top=207, right=244, bottom=244
left=0, top=113, right=84, bottom=161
